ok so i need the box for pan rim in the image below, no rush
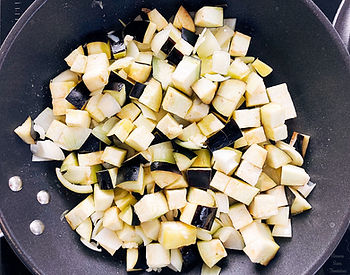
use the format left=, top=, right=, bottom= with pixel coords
left=0, top=0, right=349, bottom=275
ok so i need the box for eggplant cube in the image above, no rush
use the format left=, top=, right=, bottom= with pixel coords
left=103, top=206, right=123, bottom=231
left=94, top=184, right=114, bottom=211
left=245, top=73, right=270, bottom=107
left=101, top=146, right=127, bottom=167
left=46, top=119, right=68, bottom=142
left=210, top=171, right=231, bottom=192
left=243, top=238, right=279, bottom=266
left=65, top=45, right=84, bottom=67
left=260, top=102, right=285, bottom=128
left=78, top=151, right=103, bottom=167
left=156, top=114, right=183, bottom=139
left=228, top=203, right=253, bottom=230
left=235, top=160, right=262, bottom=186
left=83, top=53, right=109, bottom=92
left=212, top=148, right=242, bottom=175
left=267, top=206, right=290, bottom=225
left=191, top=78, right=217, bottom=104
left=296, top=181, right=316, bottom=198
left=197, top=114, right=224, bottom=137
left=212, top=51, right=230, bottom=75
left=70, top=54, right=87, bottom=74
left=289, top=187, right=312, bottom=215
left=174, top=38, right=194, bottom=56
left=107, top=119, right=134, bottom=143
left=14, top=116, right=36, bottom=144
left=243, top=127, right=267, bottom=145
left=128, top=62, right=152, bottom=83
left=228, top=58, right=250, bottom=80
left=224, top=177, right=259, bottom=205
left=240, top=221, right=274, bottom=246
left=194, top=6, right=223, bottom=28
left=171, top=56, right=201, bottom=96
left=264, top=124, right=288, bottom=141
left=85, top=94, right=106, bottom=122
left=215, top=25, right=235, bottom=47
left=50, top=81, right=76, bottom=99
left=139, top=78, right=163, bottom=112
left=141, top=219, right=161, bottom=241
left=265, top=144, right=292, bottom=169
left=187, top=168, right=212, bottom=189
left=165, top=188, right=187, bottom=210
left=266, top=83, right=297, bottom=120
left=96, top=169, right=115, bottom=190
left=162, top=87, right=193, bottom=119
left=133, top=114, right=156, bottom=133
left=146, top=243, right=170, bottom=269
left=159, top=221, right=197, bottom=249
left=65, top=195, right=95, bottom=230
left=281, top=164, right=310, bottom=186
left=65, top=109, right=91, bottom=128
left=256, top=172, right=277, bottom=191
left=52, top=98, right=75, bottom=116
left=252, top=59, right=273, bottom=77
left=233, top=108, right=261, bottom=129
left=229, top=31, right=251, bottom=57
left=197, top=239, right=227, bottom=268
left=125, top=127, right=155, bottom=151
left=173, top=6, right=195, bottom=32
left=187, top=187, right=215, bottom=207
left=134, top=192, right=169, bottom=222
left=117, top=103, right=141, bottom=122
left=94, top=227, right=122, bottom=256
left=242, top=144, right=267, bottom=168
left=272, top=219, right=292, bottom=238
left=185, top=98, right=210, bottom=122
left=148, top=9, right=168, bottom=31
left=248, top=194, right=278, bottom=219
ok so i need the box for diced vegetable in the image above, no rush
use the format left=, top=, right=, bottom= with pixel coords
left=173, top=6, right=195, bottom=32
left=197, top=239, right=227, bottom=268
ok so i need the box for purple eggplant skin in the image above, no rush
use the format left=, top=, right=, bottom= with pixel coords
left=191, top=205, right=217, bottom=230
left=181, top=28, right=198, bottom=46
left=131, top=205, right=141, bottom=226
left=65, top=81, right=90, bottom=110
left=150, top=162, right=181, bottom=174
left=134, top=246, right=147, bottom=270
left=106, top=72, right=133, bottom=93
left=129, top=82, right=146, bottom=100
left=151, top=130, right=170, bottom=145
left=107, top=31, right=126, bottom=57
left=167, top=48, right=184, bottom=66
left=123, top=21, right=149, bottom=42
left=96, top=169, right=114, bottom=190
left=117, top=165, right=140, bottom=183
left=160, top=37, right=176, bottom=55
left=186, top=168, right=212, bottom=190
left=123, top=152, right=149, bottom=166
left=172, top=141, right=197, bottom=160
left=79, top=135, right=103, bottom=153
left=206, top=119, right=243, bottom=151
left=180, top=244, right=201, bottom=272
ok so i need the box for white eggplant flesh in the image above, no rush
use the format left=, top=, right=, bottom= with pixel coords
left=213, top=226, right=244, bottom=250
left=281, top=165, right=310, bottom=186
left=65, top=195, right=95, bottom=229
left=93, top=184, right=114, bottom=211
left=197, top=239, right=227, bottom=268
left=272, top=219, right=292, bottom=238
left=228, top=203, right=253, bottom=230
left=169, top=248, right=183, bottom=272
left=194, top=7, right=223, bottom=27
left=141, top=219, right=161, bottom=240
left=97, top=93, right=121, bottom=118
left=201, top=264, right=221, bottom=275
left=93, top=227, right=122, bottom=256
left=134, top=192, right=169, bottom=222
left=248, top=194, right=279, bottom=219
left=146, top=243, right=170, bottom=269
left=243, top=238, right=279, bottom=266
left=103, top=206, right=123, bottom=231
left=76, top=218, right=92, bottom=241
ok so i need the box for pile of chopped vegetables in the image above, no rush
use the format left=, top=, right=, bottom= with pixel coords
left=14, top=5, right=316, bottom=274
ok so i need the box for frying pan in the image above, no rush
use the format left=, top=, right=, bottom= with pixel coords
left=0, top=0, right=349, bottom=274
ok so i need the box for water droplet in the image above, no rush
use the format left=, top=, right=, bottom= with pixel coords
left=330, top=222, right=335, bottom=228
left=37, top=190, right=50, bottom=205
left=8, top=176, right=23, bottom=192
left=30, top=220, right=45, bottom=235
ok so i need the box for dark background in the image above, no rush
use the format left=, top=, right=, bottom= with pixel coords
left=0, top=0, right=348, bottom=274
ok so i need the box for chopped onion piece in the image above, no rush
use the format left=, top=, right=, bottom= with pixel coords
left=55, top=168, right=93, bottom=194
left=204, top=73, right=230, bottom=82
left=31, top=140, right=65, bottom=161
left=80, top=238, right=102, bottom=252
left=34, top=107, right=55, bottom=132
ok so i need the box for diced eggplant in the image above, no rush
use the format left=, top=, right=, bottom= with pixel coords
left=146, top=243, right=170, bottom=269
left=186, top=168, right=212, bottom=189
left=167, top=47, right=184, bottom=66
left=192, top=205, right=217, bottom=230
left=65, top=82, right=90, bottom=110
left=123, top=21, right=149, bottom=42
left=206, top=119, right=242, bottom=151
left=296, top=181, right=316, bottom=198
left=14, top=116, right=37, bottom=144
left=187, top=187, right=215, bottom=207
left=120, top=205, right=141, bottom=226
left=134, top=192, right=169, bottom=222
left=148, top=141, right=174, bottom=163
left=151, top=130, right=170, bottom=145
left=129, top=82, right=146, bottom=100
left=150, top=161, right=182, bottom=188
left=156, top=113, right=183, bottom=140
left=78, top=134, right=102, bottom=154
left=96, top=169, right=117, bottom=190
left=117, top=165, right=140, bottom=184
left=173, top=6, right=195, bottom=32
left=159, top=221, right=197, bottom=249
left=179, top=244, right=201, bottom=272
left=125, top=127, right=155, bottom=152
left=289, top=131, right=310, bottom=158
left=127, top=246, right=147, bottom=271
left=123, top=152, right=150, bottom=166
left=107, top=31, right=127, bottom=59
left=285, top=186, right=296, bottom=206
left=194, top=7, right=224, bottom=28
left=197, top=239, right=227, bottom=268
left=106, top=72, right=133, bottom=98
left=192, top=149, right=211, bottom=168
left=181, top=28, right=198, bottom=46
left=60, top=152, right=78, bottom=173
left=65, top=195, right=95, bottom=229
left=160, top=37, right=176, bottom=55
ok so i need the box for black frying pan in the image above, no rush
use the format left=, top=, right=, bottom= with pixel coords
left=0, top=0, right=349, bottom=274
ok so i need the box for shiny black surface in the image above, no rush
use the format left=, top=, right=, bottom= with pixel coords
left=0, top=0, right=349, bottom=274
